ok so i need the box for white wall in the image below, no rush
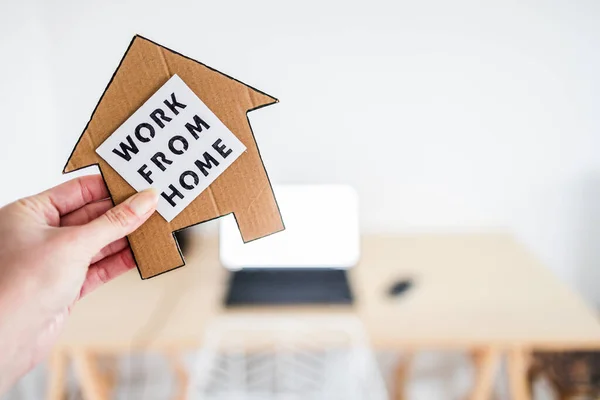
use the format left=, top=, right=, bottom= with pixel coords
left=0, top=1, right=60, bottom=201
left=1, top=0, right=600, bottom=304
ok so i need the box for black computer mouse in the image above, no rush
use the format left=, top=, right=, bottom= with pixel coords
left=388, top=278, right=413, bottom=297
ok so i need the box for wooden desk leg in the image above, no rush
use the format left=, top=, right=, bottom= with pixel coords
left=47, top=349, right=68, bottom=400
left=506, top=347, right=531, bottom=400
left=468, top=347, right=500, bottom=400
left=167, top=351, right=189, bottom=400
left=103, top=355, right=118, bottom=395
left=392, top=353, right=413, bottom=400
left=71, top=351, right=111, bottom=400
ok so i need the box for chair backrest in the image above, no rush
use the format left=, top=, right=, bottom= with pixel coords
left=188, top=315, right=387, bottom=400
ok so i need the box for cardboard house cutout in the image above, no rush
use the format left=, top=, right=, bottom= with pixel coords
left=64, top=35, right=284, bottom=279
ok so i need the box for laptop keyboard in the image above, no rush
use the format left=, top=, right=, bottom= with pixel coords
left=225, top=268, right=353, bottom=306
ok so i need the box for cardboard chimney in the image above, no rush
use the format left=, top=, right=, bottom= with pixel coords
left=64, top=35, right=284, bottom=279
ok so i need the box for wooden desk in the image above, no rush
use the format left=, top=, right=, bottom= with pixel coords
left=50, top=233, right=600, bottom=400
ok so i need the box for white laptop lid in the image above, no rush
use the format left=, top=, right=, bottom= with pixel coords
left=219, top=185, right=360, bottom=270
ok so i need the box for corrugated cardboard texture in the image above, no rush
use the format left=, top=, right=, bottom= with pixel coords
left=64, top=35, right=284, bottom=279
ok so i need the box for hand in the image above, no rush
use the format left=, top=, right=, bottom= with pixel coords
left=0, top=175, right=158, bottom=394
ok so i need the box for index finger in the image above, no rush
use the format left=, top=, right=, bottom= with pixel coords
left=80, top=248, right=136, bottom=298
left=41, top=175, right=110, bottom=216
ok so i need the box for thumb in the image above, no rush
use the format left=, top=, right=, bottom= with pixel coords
left=79, top=188, right=159, bottom=254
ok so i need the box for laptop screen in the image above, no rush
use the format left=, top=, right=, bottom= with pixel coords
left=219, top=185, right=360, bottom=270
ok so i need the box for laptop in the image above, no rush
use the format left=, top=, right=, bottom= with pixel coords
left=219, top=185, right=360, bottom=306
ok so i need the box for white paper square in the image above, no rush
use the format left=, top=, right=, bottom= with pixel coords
left=96, top=74, right=246, bottom=222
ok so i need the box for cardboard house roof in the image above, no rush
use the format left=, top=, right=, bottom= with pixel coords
left=64, top=35, right=284, bottom=279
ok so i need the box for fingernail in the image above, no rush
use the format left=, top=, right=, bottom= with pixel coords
left=129, top=188, right=159, bottom=216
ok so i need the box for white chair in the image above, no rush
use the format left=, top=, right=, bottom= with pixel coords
left=188, top=315, right=388, bottom=400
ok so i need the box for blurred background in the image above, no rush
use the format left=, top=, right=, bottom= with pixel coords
left=2, top=0, right=600, bottom=399
left=3, top=0, right=600, bottom=303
